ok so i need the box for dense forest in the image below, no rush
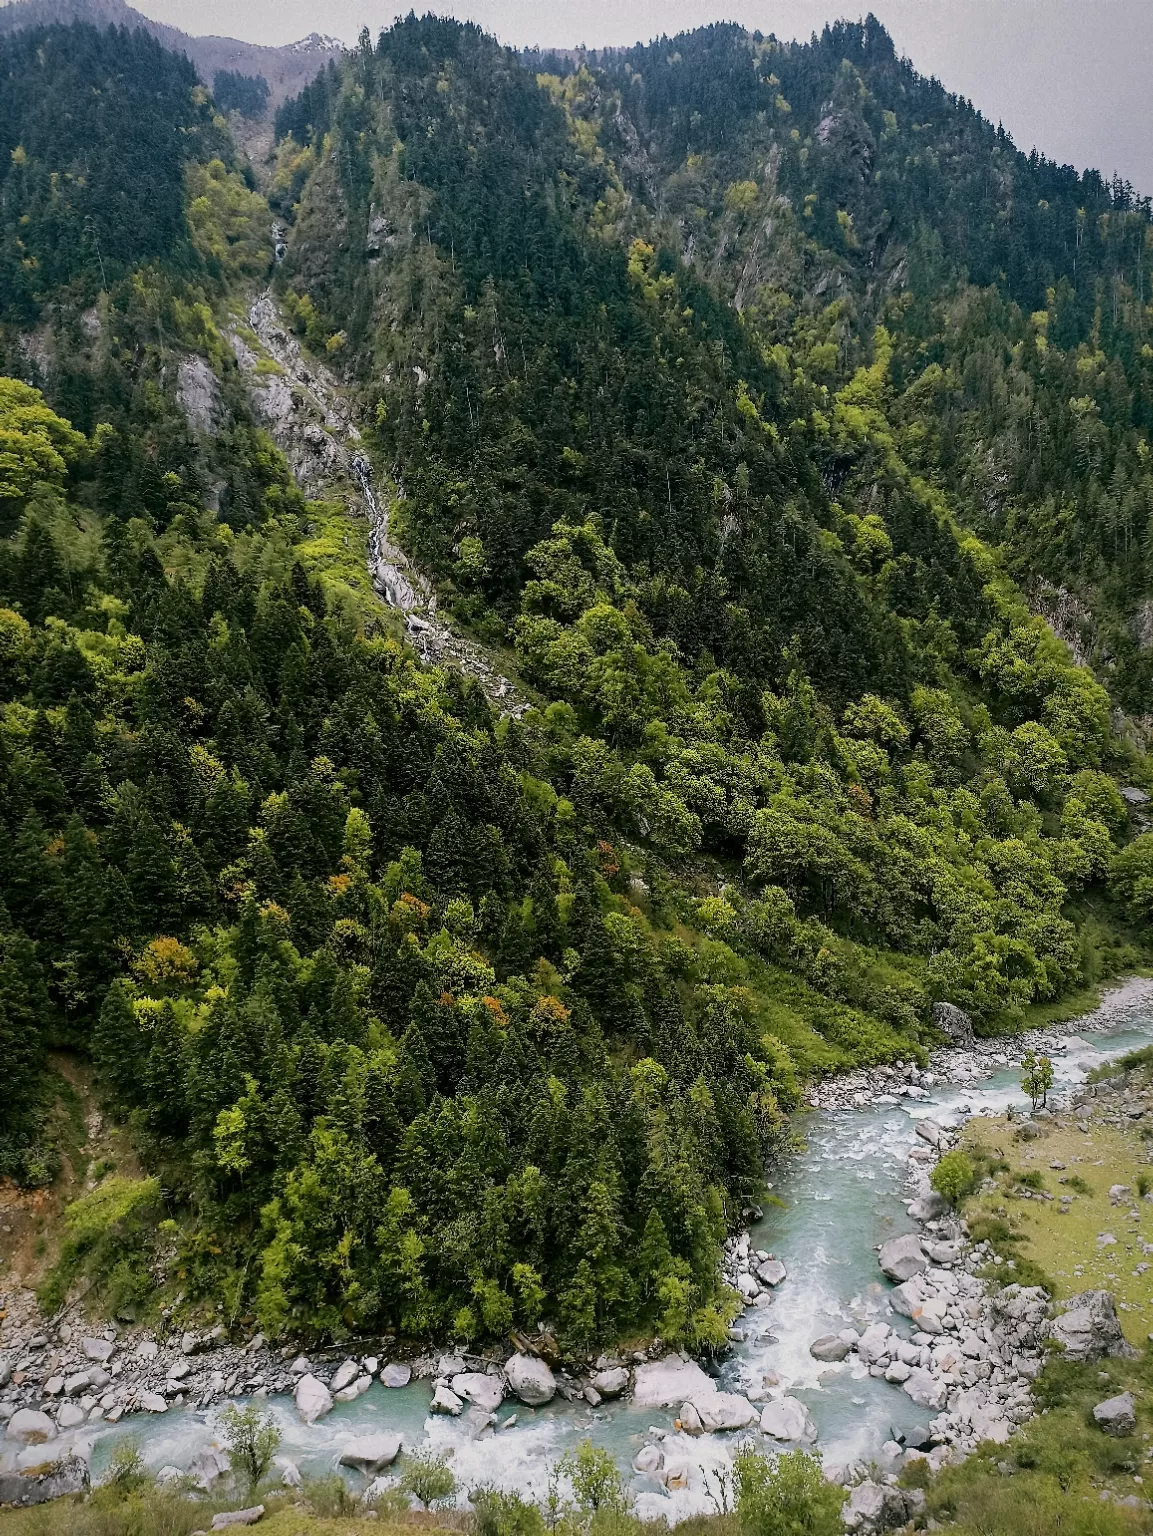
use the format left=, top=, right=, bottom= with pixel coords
left=0, top=13, right=1151, bottom=1357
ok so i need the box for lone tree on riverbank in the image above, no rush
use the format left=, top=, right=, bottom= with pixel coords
left=1022, top=1050, right=1055, bottom=1111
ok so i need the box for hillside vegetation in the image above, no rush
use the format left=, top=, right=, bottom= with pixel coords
left=0, top=14, right=1150, bottom=1362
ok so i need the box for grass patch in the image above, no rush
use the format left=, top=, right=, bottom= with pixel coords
left=37, top=1175, right=161, bottom=1316
left=295, top=499, right=397, bottom=630
left=960, top=1115, right=1153, bottom=1342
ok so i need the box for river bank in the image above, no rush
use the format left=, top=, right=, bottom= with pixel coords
left=4, top=980, right=1152, bottom=1523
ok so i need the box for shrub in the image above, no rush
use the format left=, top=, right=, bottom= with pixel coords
left=401, top=1448, right=457, bottom=1509
left=734, top=1446, right=845, bottom=1536
left=217, top=1402, right=280, bottom=1491
left=931, top=1150, right=977, bottom=1206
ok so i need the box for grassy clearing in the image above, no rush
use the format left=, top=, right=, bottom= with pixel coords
left=960, top=1114, right=1153, bottom=1343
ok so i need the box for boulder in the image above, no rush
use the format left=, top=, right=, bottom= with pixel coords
left=276, top=1457, right=302, bottom=1489
left=135, top=1342, right=159, bottom=1361
left=809, top=1335, right=852, bottom=1362
left=678, top=1400, right=704, bottom=1436
left=908, top=1190, right=947, bottom=1222
left=431, top=1385, right=464, bottom=1415
left=140, top=1392, right=168, bottom=1413
left=915, top=1120, right=944, bottom=1148
left=592, top=1366, right=629, bottom=1398
left=843, top=1478, right=910, bottom=1532
left=339, top=1434, right=403, bottom=1473
left=188, top=1447, right=231, bottom=1489
left=55, top=1402, right=86, bottom=1430
left=329, top=1359, right=361, bottom=1394
left=692, top=1392, right=758, bottom=1431
left=887, top=1279, right=923, bottom=1319
left=64, top=1371, right=92, bottom=1396
left=878, top=1233, right=928, bottom=1283
left=505, top=1353, right=556, bottom=1407
left=756, top=1258, right=787, bottom=1287
left=294, top=1373, right=333, bottom=1424
left=82, top=1338, right=115, bottom=1363
left=932, top=1002, right=974, bottom=1047
left=759, top=1397, right=818, bottom=1444
left=381, top=1362, right=412, bottom=1389
left=211, top=1507, right=264, bottom=1530
left=452, top=1372, right=504, bottom=1414
left=632, top=1356, right=715, bottom=1408
left=1093, top=1392, right=1137, bottom=1437
left=856, top=1322, right=892, bottom=1365
left=1050, top=1291, right=1138, bottom=1362
left=6, top=1409, right=56, bottom=1445
left=901, top=1369, right=947, bottom=1411
left=0, top=1455, right=89, bottom=1507
left=334, top=1375, right=372, bottom=1403
left=633, top=1444, right=663, bottom=1475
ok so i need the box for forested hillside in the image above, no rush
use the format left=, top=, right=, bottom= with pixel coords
left=0, top=13, right=1151, bottom=1355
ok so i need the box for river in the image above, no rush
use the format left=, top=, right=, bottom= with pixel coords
left=81, top=982, right=1153, bottom=1520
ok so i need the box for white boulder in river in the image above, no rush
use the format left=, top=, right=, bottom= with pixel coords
left=691, top=1392, right=758, bottom=1431
left=632, top=1356, right=716, bottom=1408
left=504, top=1353, right=556, bottom=1406
left=452, top=1372, right=505, bottom=1413
left=878, top=1233, right=928, bottom=1283
left=5, top=1409, right=56, bottom=1444
left=294, top=1373, right=334, bottom=1423
left=339, top=1434, right=403, bottom=1473
left=759, top=1397, right=817, bottom=1444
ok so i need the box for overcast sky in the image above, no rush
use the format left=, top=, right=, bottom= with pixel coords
left=120, top=0, right=1153, bottom=194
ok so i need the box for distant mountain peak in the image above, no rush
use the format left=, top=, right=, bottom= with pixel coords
left=0, top=0, right=342, bottom=108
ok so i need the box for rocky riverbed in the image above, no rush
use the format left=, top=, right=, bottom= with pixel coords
left=4, top=980, right=1152, bottom=1522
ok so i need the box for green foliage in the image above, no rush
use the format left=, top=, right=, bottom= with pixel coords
left=1021, top=1050, right=1055, bottom=1110
left=558, top=1442, right=628, bottom=1518
left=213, top=71, right=270, bottom=120
left=0, top=23, right=230, bottom=319
left=217, top=1402, right=280, bottom=1492
left=400, top=1448, right=457, bottom=1509
left=930, top=1150, right=977, bottom=1207
left=38, top=1177, right=160, bottom=1315
left=734, top=1446, right=845, bottom=1536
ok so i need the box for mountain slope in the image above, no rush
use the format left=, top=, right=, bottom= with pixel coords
left=0, top=0, right=340, bottom=107
left=0, top=13, right=1150, bottom=1362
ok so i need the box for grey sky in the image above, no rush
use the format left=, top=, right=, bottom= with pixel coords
left=130, top=0, right=1153, bottom=194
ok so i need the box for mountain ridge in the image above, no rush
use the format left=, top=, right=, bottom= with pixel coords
left=0, top=0, right=341, bottom=105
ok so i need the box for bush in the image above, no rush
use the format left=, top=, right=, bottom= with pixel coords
left=931, top=1149, right=977, bottom=1207
left=217, top=1402, right=280, bottom=1491
left=472, top=1486, right=547, bottom=1536
left=400, top=1448, right=457, bottom=1509
left=734, top=1447, right=844, bottom=1536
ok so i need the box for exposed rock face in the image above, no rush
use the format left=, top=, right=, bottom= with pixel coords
left=759, top=1396, right=817, bottom=1443
left=293, top=1373, right=333, bottom=1423
left=1093, top=1392, right=1137, bottom=1436
left=932, top=1002, right=974, bottom=1046
left=0, top=1454, right=89, bottom=1507
left=878, top=1233, right=928, bottom=1282
left=504, top=1353, right=556, bottom=1406
left=177, top=356, right=221, bottom=436
left=1049, top=1291, right=1138, bottom=1362
left=338, top=1434, right=403, bottom=1472
left=631, top=1356, right=715, bottom=1408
